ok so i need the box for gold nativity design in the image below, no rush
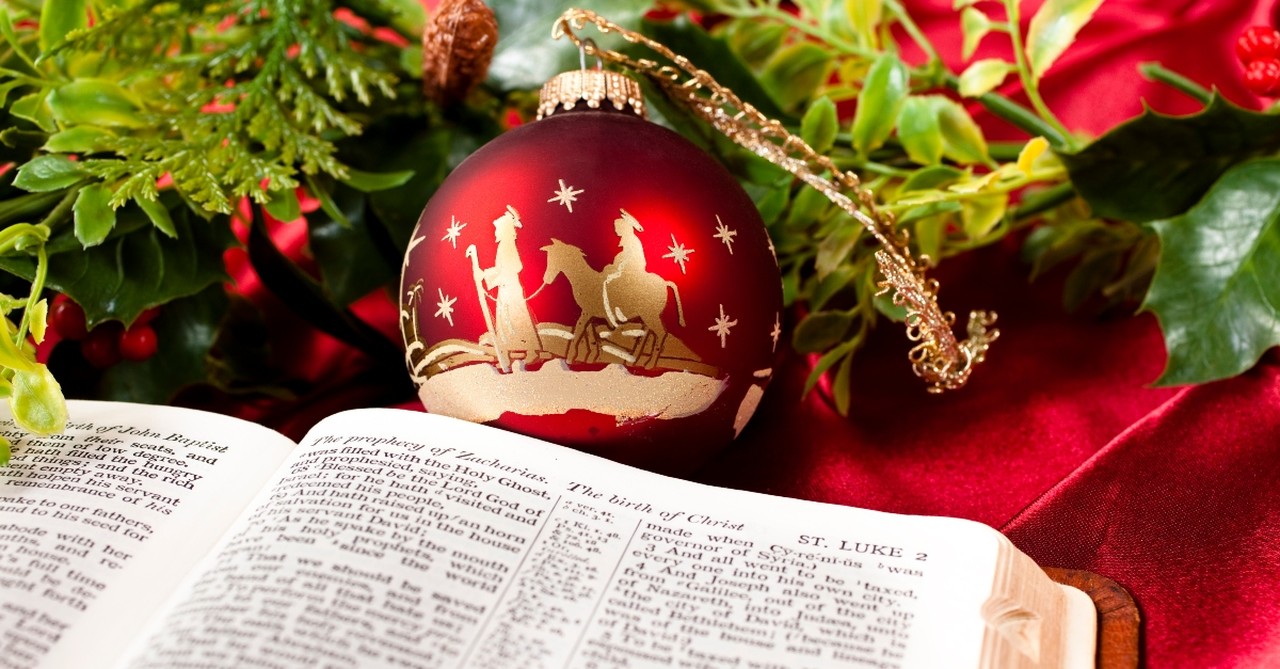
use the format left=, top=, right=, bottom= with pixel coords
left=401, top=203, right=752, bottom=426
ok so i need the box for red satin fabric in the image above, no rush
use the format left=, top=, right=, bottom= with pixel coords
left=211, top=1, right=1280, bottom=666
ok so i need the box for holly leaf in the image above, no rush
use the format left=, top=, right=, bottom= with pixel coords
left=1060, top=95, right=1280, bottom=223
left=97, top=285, right=229, bottom=404
left=0, top=196, right=234, bottom=327
left=1142, top=158, right=1280, bottom=386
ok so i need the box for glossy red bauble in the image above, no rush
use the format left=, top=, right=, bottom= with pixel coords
left=400, top=108, right=783, bottom=472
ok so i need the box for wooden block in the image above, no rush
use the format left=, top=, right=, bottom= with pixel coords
left=1045, top=568, right=1141, bottom=669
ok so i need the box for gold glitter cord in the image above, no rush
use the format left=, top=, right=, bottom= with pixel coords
left=552, top=8, right=998, bottom=393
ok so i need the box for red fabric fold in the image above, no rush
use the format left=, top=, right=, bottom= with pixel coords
left=1003, top=365, right=1280, bottom=669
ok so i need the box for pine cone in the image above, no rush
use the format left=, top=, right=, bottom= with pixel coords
left=421, top=0, right=498, bottom=106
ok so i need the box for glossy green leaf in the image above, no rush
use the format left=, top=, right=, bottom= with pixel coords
left=44, top=126, right=114, bottom=153
left=900, top=165, right=965, bottom=192
left=761, top=43, right=832, bottom=112
left=785, top=185, right=831, bottom=229
left=136, top=197, right=177, bottom=237
left=1063, top=247, right=1123, bottom=312
left=340, top=167, right=415, bottom=193
left=960, top=7, right=991, bottom=60
left=487, top=0, right=649, bottom=91
left=897, top=200, right=962, bottom=225
left=1026, top=0, right=1103, bottom=79
left=803, top=336, right=861, bottom=395
left=815, top=218, right=860, bottom=278
left=958, top=59, right=1012, bottom=98
left=793, top=310, right=854, bottom=353
left=897, top=96, right=944, bottom=165
left=0, top=199, right=234, bottom=327
left=1059, top=95, right=1280, bottom=223
left=720, top=19, right=786, bottom=69
left=72, top=183, right=115, bottom=247
left=1142, top=159, right=1280, bottom=386
left=11, top=91, right=55, bottom=133
left=10, top=365, right=65, bottom=436
left=40, top=0, right=87, bottom=52
left=851, top=52, right=909, bottom=154
left=935, top=97, right=990, bottom=165
left=809, top=264, right=859, bottom=311
left=263, top=188, right=302, bottom=222
left=13, top=155, right=85, bottom=192
left=832, top=345, right=855, bottom=414
left=801, top=96, right=839, bottom=154
left=48, top=79, right=146, bottom=129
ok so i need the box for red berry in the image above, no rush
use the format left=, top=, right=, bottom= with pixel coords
left=119, top=325, right=159, bottom=361
left=1237, top=26, right=1280, bottom=65
left=1244, top=58, right=1280, bottom=96
left=49, top=296, right=88, bottom=340
left=81, top=325, right=122, bottom=368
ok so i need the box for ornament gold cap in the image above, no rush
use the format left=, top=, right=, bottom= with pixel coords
left=537, top=68, right=647, bottom=120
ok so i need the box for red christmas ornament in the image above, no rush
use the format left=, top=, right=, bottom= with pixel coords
left=400, top=69, right=783, bottom=472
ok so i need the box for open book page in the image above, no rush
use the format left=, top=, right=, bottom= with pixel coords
left=0, top=400, right=295, bottom=669
left=125, top=408, right=1010, bottom=669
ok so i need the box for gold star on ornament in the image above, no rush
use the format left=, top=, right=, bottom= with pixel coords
left=434, top=288, right=457, bottom=327
left=713, top=215, right=737, bottom=254
left=547, top=178, right=584, bottom=212
left=708, top=304, right=737, bottom=348
left=771, top=313, right=781, bottom=352
left=662, top=234, right=694, bottom=274
left=441, top=217, right=467, bottom=248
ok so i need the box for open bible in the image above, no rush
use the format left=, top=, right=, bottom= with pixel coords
left=0, top=400, right=1096, bottom=669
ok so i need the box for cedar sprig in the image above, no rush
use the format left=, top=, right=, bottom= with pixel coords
left=50, top=0, right=399, bottom=214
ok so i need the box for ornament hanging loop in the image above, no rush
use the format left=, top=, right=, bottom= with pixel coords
left=551, top=8, right=999, bottom=393
left=578, top=38, right=604, bottom=71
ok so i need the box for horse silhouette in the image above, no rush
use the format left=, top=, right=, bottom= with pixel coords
left=541, top=238, right=685, bottom=368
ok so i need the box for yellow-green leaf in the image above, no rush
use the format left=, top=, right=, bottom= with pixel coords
left=936, top=97, right=991, bottom=165
left=11, top=92, right=55, bottom=133
left=73, top=183, right=116, bottom=247
left=28, top=299, right=47, bottom=344
left=961, top=192, right=1009, bottom=238
left=958, top=59, right=1013, bottom=98
left=1017, top=136, right=1050, bottom=174
left=852, top=52, right=909, bottom=154
left=39, top=0, right=86, bottom=52
left=960, top=7, right=991, bottom=60
left=136, top=198, right=177, bottom=238
left=48, top=79, right=146, bottom=129
left=761, top=43, right=832, bottom=112
left=1026, top=0, right=1104, bottom=79
left=846, top=0, right=883, bottom=45
left=10, top=365, right=66, bottom=436
left=897, top=96, right=944, bottom=165
left=44, top=125, right=115, bottom=153
left=801, top=96, right=839, bottom=154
